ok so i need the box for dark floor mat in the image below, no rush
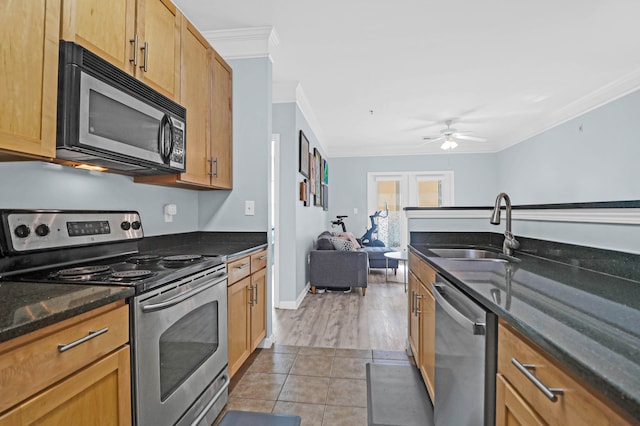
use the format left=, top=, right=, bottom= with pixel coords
left=366, top=362, right=434, bottom=426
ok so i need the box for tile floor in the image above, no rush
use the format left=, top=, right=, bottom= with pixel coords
left=214, top=344, right=413, bottom=426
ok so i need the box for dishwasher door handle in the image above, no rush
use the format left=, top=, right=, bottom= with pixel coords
left=432, top=282, right=486, bottom=335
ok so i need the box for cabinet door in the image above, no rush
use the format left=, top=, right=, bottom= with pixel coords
left=210, top=52, right=233, bottom=189
left=0, top=0, right=59, bottom=159
left=0, top=346, right=131, bottom=425
left=136, top=0, right=181, bottom=99
left=408, top=271, right=420, bottom=357
left=177, top=19, right=211, bottom=186
left=496, top=374, right=545, bottom=426
left=60, top=0, right=135, bottom=72
left=250, top=268, right=267, bottom=352
left=418, top=282, right=435, bottom=401
left=227, top=277, right=251, bottom=377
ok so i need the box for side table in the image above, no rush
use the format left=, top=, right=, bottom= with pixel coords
left=384, top=251, right=409, bottom=292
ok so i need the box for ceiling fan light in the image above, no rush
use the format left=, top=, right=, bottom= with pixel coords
left=440, top=138, right=458, bottom=150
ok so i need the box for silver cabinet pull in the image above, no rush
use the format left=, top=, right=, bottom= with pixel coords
left=213, top=158, right=218, bottom=178
left=130, top=34, right=139, bottom=66
left=140, top=41, right=149, bottom=72
left=511, top=358, right=564, bottom=402
left=235, top=263, right=249, bottom=270
left=247, top=285, right=254, bottom=305
left=415, top=293, right=423, bottom=315
left=410, top=290, right=415, bottom=314
left=58, top=327, right=109, bottom=352
left=253, top=283, right=259, bottom=305
left=258, top=255, right=267, bottom=261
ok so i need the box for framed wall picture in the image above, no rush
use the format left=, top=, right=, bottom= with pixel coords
left=299, top=131, right=309, bottom=178
left=300, top=179, right=308, bottom=206
left=322, top=184, right=328, bottom=211
left=309, top=152, right=316, bottom=195
left=314, top=148, right=322, bottom=206
left=323, top=159, right=328, bottom=184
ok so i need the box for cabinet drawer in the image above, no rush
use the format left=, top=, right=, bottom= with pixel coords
left=250, top=249, right=268, bottom=273
left=498, top=323, right=632, bottom=426
left=409, top=252, right=436, bottom=289
left=227, top=255, right=251, bottom=284
left=0, top=303, right=129, bottom=413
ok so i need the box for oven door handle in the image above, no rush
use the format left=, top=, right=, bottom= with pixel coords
left=190, top=374, right=230, bottom=426
left=141, top=273, right=227, bottom=313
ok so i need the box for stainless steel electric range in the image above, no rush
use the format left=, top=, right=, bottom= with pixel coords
left=0, top=210, right=229, bottom=426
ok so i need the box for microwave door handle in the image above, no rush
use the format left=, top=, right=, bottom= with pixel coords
left=158, top=114, right=174, bottom=164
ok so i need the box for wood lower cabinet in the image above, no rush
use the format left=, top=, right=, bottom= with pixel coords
left=0, top=0, right=59, bottom=160
left=408, top=251, right=436, bottom=400
left=227, top=248, right=268, bottom=377
left=0, top=302, right=131, bottom=424
left=496, top=321, right=634, bottom=426
left=61, top=0, right=181, bottom=100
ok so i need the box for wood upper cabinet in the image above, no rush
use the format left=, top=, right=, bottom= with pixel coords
left=408, top=251, right=436, bottom=401
left=210, top=51, right=233, bottom=189
left=0, top=0, right=59, bottom=159
left=61, top=0, right=181, bottom=100
left=496, top=321, right=634, bottom=426
left=0, top=302, right=131, bottom=423
left=136, top=20, right=234, bottom=190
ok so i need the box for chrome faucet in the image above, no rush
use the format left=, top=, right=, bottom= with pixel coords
left=490, top=193, right=519, bottom=256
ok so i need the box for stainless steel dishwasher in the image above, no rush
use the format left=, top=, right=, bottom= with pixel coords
left=431, top=274, right=497, bottom=426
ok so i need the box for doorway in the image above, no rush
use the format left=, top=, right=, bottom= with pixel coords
left=270, top=134, right=280, bottom=308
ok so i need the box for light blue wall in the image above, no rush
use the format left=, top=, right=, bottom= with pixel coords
left=496, top=89, right=640, bottom=204
left=0, top=161, right=199, bottom=236
left=273, top=102, right=329, bottom=303
left=330, top=153, right=498, bottom=233
left=198, top=58, right=271, bottom=232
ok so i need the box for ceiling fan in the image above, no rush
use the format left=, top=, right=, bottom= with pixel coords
left=420, top=120, right=487, bottom=150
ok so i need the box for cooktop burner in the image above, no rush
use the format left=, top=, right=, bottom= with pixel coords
left=52, top=265, right=114, bottom=281
left=163, top=254, right=203, bottom=262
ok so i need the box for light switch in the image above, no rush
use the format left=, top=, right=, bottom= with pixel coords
left=354, top=208, right=358, bottom=214
left=245, top=200, right=255, bottom=216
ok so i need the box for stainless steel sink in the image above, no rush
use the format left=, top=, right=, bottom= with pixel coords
left=428, top=248, right=518, bottom=262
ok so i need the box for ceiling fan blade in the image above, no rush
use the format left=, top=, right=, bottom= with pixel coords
left=455, top=134, right=487, bottom=142
left=419, top=135, right=445, bottom=145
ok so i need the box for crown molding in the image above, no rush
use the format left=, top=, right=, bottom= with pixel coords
left=496, top=67, right=640, bottom=152
left=273, top=82, right=328, bottom=155
left=202, top=26, right=279, bottom=60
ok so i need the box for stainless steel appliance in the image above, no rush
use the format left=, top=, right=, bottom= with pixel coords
left=0, top=210, right=228, bottom=426
left=431, top=274, right=497, bottom=426
left=57, top=41, right=186, bottom=175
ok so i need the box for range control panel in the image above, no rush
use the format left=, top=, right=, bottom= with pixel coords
left=1, top=211, right=143, bottom=253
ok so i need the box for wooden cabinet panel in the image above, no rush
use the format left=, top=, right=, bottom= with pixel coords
left=210, top=51, right=233, bottom=189
left=0, top=0, right=59, bottom=159
left=408, top=271, right=420, bottom=358
left=135, top=0, right=180, bottom=98
left=60, top=0, right=135, bottom=72
left=0, top=304, right=129, bottom=413
left=496, top=374, right=545, bottom=426
left=250, top=249, right=268, bottom=273
left=228, top=255, right=251, bottom=285
left=498, top=322, right=633, bottom=426
left=250, top=268, right=267, bottom=352
left=418, top=281, right=435, bottom=400
left=409, top=252, right=436, bottom=288
left=0, top=346, right=131, bottom=425
left=227, top=277, right=251, bottom=377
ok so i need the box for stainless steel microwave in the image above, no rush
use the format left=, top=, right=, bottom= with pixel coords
left=56, top=41, right=186, bottom=175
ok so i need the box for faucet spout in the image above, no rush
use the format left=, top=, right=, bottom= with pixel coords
left=490, top=193, right=519, bottom=256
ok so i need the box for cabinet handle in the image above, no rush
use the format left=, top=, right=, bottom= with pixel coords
left=410, top=290, right=415, bottom=314
left=130, top=34, right=139, bottom=66
left=235, top=263, right=249, bottom=271
left=511, top=358, right=564, bottom=402
left=258, top=255, right=267, bottom=261
left=415, top=294, right=423, bottom=315
left=208, top=158, right=218, bottom=177
left=140, top=41, right=149, bottom=72
left=247, top=285, right=254, bottom=305
left=58, top=327, right=109, bottom=353
left=254, top=283, right=259, bottom=305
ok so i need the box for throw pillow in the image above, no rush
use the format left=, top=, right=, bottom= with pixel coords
left=330, top=236, right=356, bottom=251
left=317, top=236, right=334, bottom=250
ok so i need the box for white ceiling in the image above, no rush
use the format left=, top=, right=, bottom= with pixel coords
left=173, top=0, right=640, bottom=157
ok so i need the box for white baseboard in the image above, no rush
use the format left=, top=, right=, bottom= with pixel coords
left=258, top=333, right=275, bottom=349
left=277, top=282, right=310, bottom=310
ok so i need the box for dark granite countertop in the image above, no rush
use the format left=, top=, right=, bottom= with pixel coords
left=409, top=241, right=640, bottom=420
left=139, top=231, right=268, bottom=260
left=0, top=281, right=133, bottom=344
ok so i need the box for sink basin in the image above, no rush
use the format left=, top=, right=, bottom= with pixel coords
left=428, top=248, right=518, bottom=262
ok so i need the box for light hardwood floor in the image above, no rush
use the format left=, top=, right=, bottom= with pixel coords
left=272, top=268, right=407, bottom=351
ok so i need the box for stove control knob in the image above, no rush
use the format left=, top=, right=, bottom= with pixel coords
left=131, top=221, right=141, bottom=230
left=120, top=221, right=131, bottom=230
left=35, top=224, right=50, bottom=237
left=14, top=224, right=30, bottom=238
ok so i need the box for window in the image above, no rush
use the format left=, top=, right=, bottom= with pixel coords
left=367, top=171, right=454, bottom=249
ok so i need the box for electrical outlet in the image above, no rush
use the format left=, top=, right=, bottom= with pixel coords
left=354, top=208, right=358, bottom=214
left=244, top=200, right=255, bottom=216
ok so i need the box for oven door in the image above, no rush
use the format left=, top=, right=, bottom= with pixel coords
left=132, top=267, right=228, bottom=426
